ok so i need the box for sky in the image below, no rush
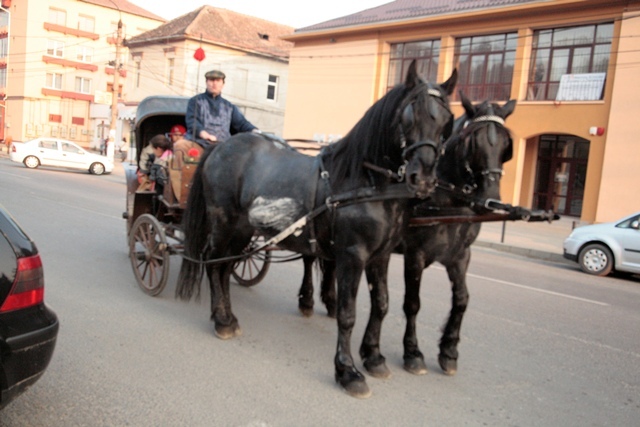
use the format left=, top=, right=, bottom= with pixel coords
left=128, top=0, right=391, bottom=28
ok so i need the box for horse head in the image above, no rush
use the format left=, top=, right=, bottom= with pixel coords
left=443, top=91, right=516, bottom=211
left=397, top=61, right=457, bottom=198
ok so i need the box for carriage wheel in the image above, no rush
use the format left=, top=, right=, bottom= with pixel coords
left=129, top=214, right=170, bottom=296
left=232, top=234, right=271, bottom=287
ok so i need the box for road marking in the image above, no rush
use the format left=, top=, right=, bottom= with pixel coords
left=466, top=272, right=609, bottom=306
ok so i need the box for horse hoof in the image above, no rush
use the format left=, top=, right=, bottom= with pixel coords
left=403, top=357, right=428, bottom=376
left=298, top=306, right=314, bottom=318
left=335, top=369, right=372, bottom=398
left=339, top=378, right=372, bottom=399
left=364, top=359, right=391, bottom=379
left=214, top=324, right=242, bottom=340
left=438, top=355, right=457, bottom=376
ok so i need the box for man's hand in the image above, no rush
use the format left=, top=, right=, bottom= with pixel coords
left=199, top=130, right=217, bottom=142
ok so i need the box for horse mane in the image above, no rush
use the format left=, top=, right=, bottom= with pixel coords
left=321, top=84, right=409, bottom=190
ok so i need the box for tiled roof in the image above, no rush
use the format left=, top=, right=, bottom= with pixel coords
left=296, top=0, right=542, bottom=32
left=79, top=0, right=165, bottom=22
left=125, top=6, right=294, bottom=59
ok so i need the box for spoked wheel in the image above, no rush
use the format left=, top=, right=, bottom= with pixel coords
left=129, top=214, right=170, bottom=296
left=232, top=234, right=271, bottom=287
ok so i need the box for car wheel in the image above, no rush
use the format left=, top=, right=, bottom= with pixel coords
left=23, top=156, right=40, bottom=169
left=578, top=243, right=613, bottom=276
left=89, top=162, right=105, bottom=175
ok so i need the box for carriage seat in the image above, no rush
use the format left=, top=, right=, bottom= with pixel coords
left=168, top=153, right=199, bottom=209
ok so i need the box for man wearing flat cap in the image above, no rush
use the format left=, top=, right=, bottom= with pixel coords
left=175, top=69, right=259, bottom=161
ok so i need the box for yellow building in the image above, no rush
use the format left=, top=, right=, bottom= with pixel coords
left=1, top=0, right=164, bottom=149
left=282, top=0, right=640, bottom=223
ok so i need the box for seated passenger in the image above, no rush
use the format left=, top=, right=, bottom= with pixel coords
left=137, top=134, right=172, bottom=191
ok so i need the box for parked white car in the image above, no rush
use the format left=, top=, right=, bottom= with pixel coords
left=563, top=211, right=640, bottom=276
left=9, top=137, right=114, bottom=175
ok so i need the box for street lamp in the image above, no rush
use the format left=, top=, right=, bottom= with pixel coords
left=106, top=0, right=122, bottom=162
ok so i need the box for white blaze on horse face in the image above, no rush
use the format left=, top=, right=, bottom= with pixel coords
left=248, top=196, right=302, bottom=232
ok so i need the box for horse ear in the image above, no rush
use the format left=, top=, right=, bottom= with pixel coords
left=440, top=68, right=457, bottom=96
left=501, top=99, right=517, bottom=119
left=405, top=59, right=419, bottom=89
left=460, top=91, right=475, bottom=117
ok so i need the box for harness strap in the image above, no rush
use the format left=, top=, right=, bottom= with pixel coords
left=363, top=161, right=403, bottom=181
left=182, top=183, right=416, bottom=265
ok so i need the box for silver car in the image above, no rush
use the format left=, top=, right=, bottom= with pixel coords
left=563, top=211, right=640, bottom=276
left=9, top=137, right=114, bottom=175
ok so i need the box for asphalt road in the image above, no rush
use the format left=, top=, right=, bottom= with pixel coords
left=0, top=158, right=638, bottom=426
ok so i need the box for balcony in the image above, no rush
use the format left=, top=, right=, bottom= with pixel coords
left=43, top=22, right=100, bottom=41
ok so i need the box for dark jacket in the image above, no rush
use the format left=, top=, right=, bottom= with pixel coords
left=185, top=91, right=256, bottom=146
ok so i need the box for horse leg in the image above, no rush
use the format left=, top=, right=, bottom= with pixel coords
left=438, top=248, right=471, bottom=375
left=298, top=255, right=315, bottom=317
left=319, top=259, right=337, bottom=318
left=359, top=256, right=391, bottom=379
left=402, top=250, right=429, bottom=375
left=207, top=261, right=242, bottom=339
left=333, top=255, right=370, bottom=398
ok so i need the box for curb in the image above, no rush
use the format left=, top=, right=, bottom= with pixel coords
left=473, top=240, right=572, bottom=265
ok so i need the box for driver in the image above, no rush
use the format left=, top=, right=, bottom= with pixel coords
left=174, top=69, right=260, bottom=167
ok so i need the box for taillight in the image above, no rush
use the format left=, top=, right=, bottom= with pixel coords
left=11, top=144, right=16, bottom=152
left=0, top=254, right=45, bottom=312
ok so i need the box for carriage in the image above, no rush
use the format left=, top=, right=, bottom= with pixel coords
left=123, top=95, right=276, bottom=296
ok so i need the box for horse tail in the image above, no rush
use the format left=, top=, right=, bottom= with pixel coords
left=176, top=147, right=214, bottom=301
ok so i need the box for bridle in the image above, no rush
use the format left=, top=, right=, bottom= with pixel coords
left=364, top=84, right=452, bottom=182
left=438, top=113, right=509, bottom=198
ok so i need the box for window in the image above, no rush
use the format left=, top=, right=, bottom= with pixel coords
left=47, top=40, right=65, bottom=58
left=267, top=75, right=278, bottom=100
left=453, top=33, right=517, bottom=101
left=46, top=72, right=63, bottom=89
left=527, top=22, right=613, bottom=101
left=0, top=68, right=6, bottom=88
left=48, top=8, right=66, bottom=26
left=0, top=38, right=8, bottom=58
left=75, top=77, right=91, bottom=94
left=166, top=58, right=174, bottom=86
left=387, top=39, right=440, bottom=91
left=78, top=15, right=95, bottom=33
left=135, top=61, right=141, bottom=88
left=76, top=46, right=93, bottom=62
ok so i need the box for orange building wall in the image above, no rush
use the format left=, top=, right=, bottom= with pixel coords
left=284, top=37, right=382, bottom=142
left=595, top=12, right=640, bottom=223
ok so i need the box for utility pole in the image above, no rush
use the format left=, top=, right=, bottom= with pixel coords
left=107, top=17, right=122, bottom=161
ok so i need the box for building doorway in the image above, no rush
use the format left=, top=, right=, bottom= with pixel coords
left=533, top=134, right=589, bottom=217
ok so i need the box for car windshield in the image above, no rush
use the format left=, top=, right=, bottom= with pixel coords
left=616, top=214, right=640, bottom=229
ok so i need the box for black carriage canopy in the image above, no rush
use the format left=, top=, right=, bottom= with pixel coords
left=133, top=95, right=189, bottom=164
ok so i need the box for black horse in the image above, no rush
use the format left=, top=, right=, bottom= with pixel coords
left=401, top=93, right=516, bottom=376
left=176, top=61, right=457, bottom=398
left=297, top=94, right=516, bottom=378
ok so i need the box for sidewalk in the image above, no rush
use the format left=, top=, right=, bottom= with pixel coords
left=473, top=214, right=580, bottom=265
